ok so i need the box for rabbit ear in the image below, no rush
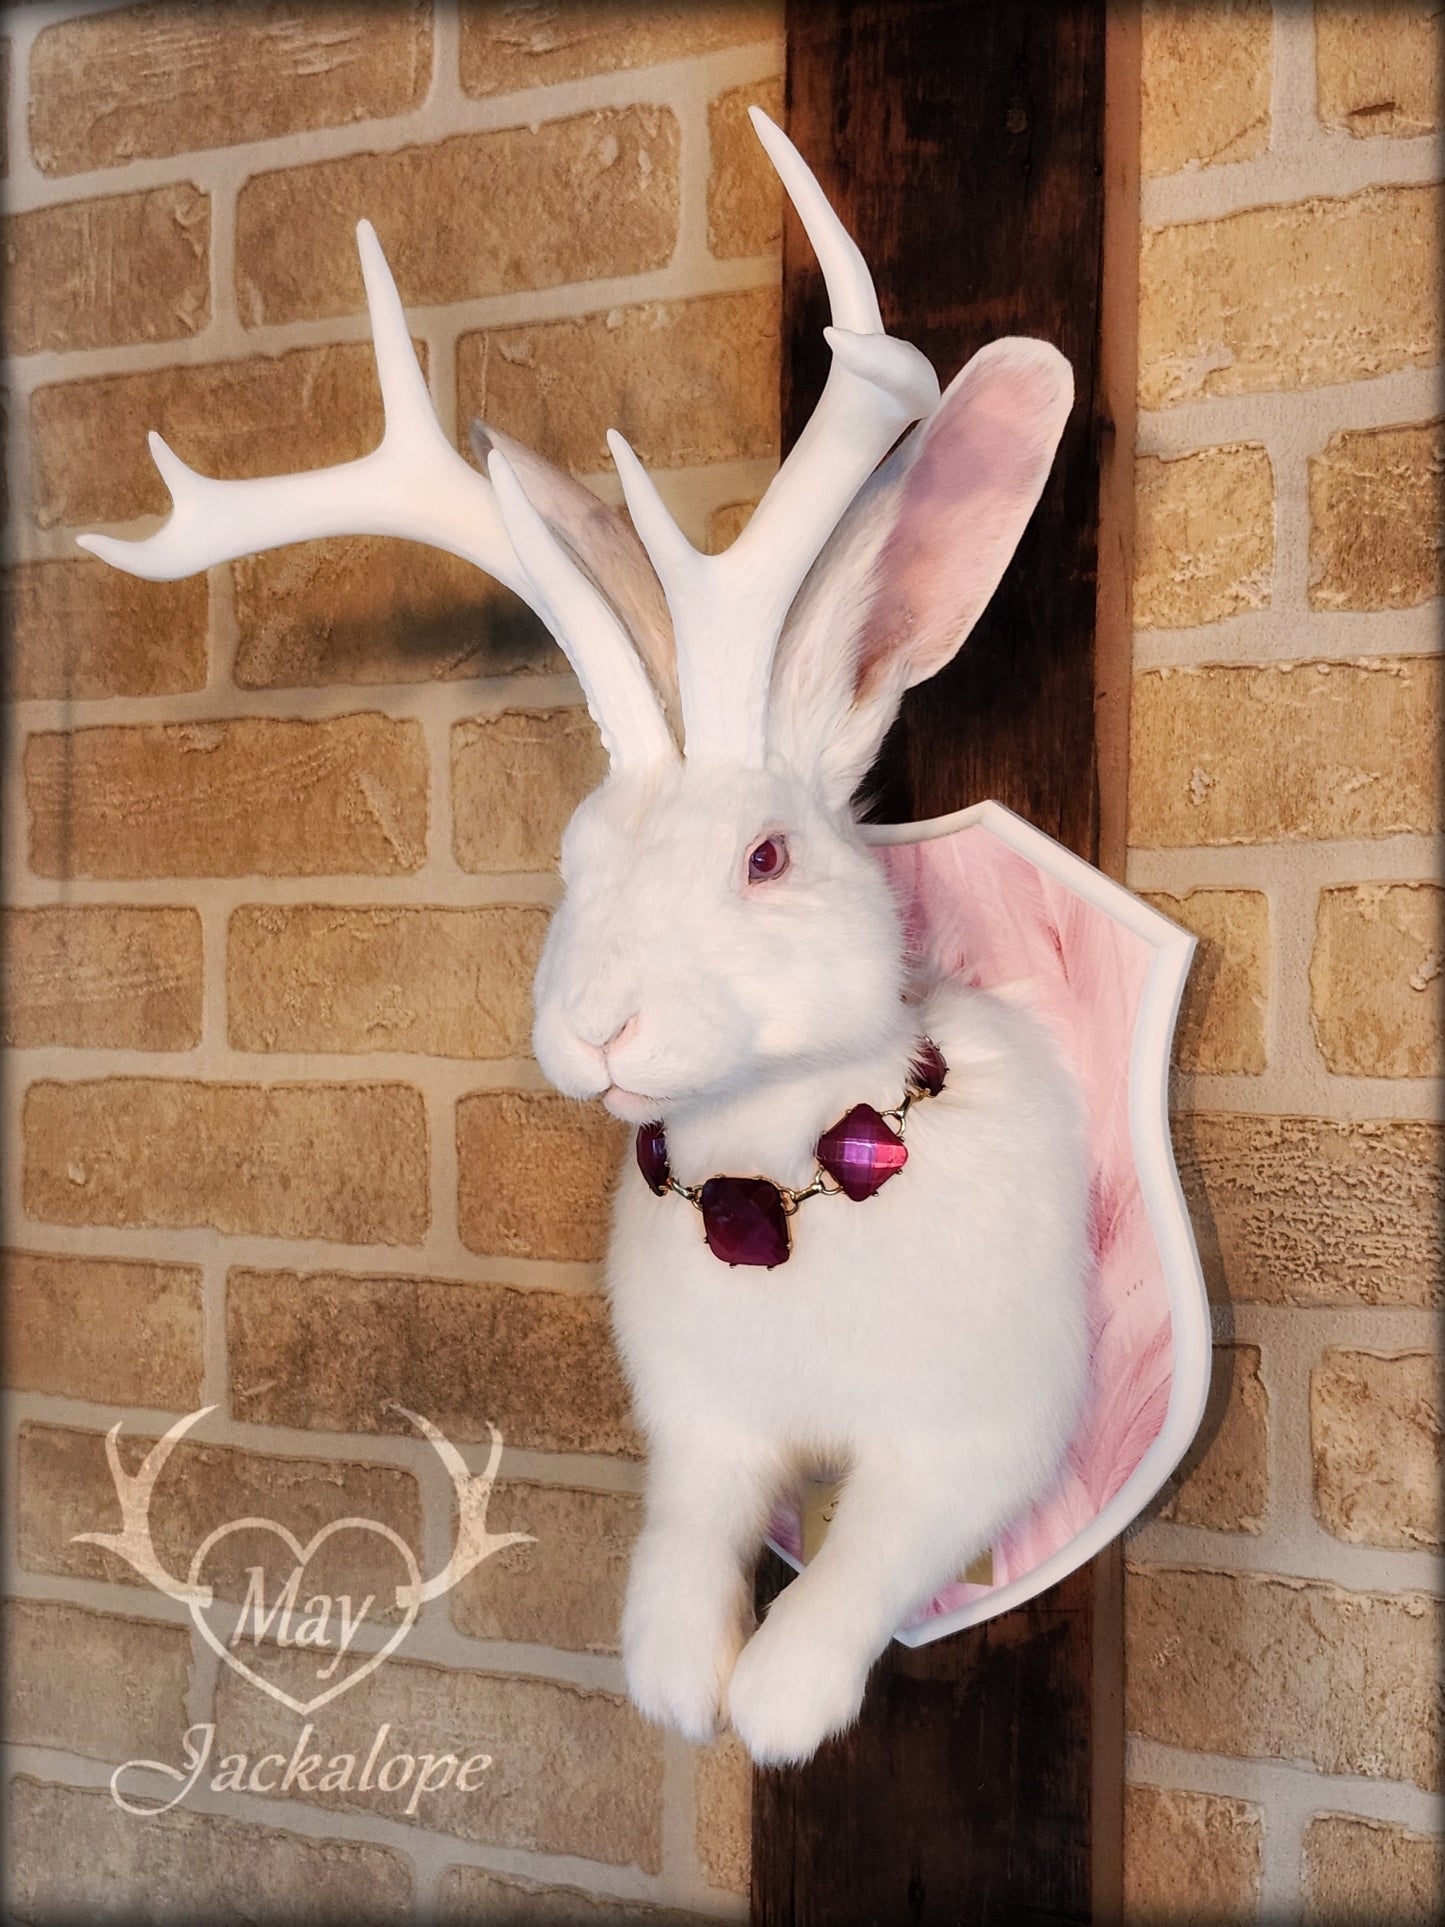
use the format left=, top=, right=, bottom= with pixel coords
left=470, top=421, right=679, bottom=729
left=769, top=338, right=1073, bottom=807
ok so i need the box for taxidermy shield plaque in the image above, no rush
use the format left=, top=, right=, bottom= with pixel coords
left=766, top=800, right=1209, bottom=1645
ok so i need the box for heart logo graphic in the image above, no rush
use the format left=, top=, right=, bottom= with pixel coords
left=74, top=1405, right=530, bottom=1722
left=186, top=1517, right=422, bottom=1716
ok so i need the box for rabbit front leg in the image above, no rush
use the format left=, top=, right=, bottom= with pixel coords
left=727, top=1446, right=1015, bottom=1765
left=622, top=1429, right=778, bottom=1743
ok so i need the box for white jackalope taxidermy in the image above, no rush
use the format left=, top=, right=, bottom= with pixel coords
left=85, top=111, right=1089, bottom=1765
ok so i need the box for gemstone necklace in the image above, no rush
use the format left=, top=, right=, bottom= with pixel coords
left=634, top=1039, right=948, bottom=1269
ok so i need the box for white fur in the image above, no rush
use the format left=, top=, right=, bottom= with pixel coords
left=533, top=764, right=1089, bottom=1765
left=530, top=334, right=1085, bottom=1766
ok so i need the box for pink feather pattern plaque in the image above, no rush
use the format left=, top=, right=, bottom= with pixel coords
left=766, top=800, right=1209, bottom=1646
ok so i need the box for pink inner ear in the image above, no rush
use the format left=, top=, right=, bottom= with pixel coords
left=854, top=345, right=1072, bottom=701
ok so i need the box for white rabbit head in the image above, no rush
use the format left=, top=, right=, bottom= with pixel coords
left=76, top=108, right=1070, bottom=1135
left=525, top=336, right=1074, bottom=1125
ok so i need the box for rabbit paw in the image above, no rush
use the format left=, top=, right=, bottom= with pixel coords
left=726, top=1610, right=870, bottom=1766
left=622, top=1584, right=742, bottom=1744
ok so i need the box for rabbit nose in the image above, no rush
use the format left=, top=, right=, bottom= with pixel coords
left=602, top=1014, right=639, bottom=1056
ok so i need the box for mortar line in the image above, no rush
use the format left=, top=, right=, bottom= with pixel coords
left=1125, top=834, right=1441, bottom=888
left=1123, top=1522, right=1443, bottom=1595
left=1131, top=602, right=1442, bottom=669
left=199, top=1245, right=231, bottom=1417
left=1125, top=1737, right=1445, bottom=1846
left=1134, top=365, right=1443, bottom=460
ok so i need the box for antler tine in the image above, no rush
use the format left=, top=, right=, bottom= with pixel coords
left=749, top=105, right=879, bottom=334
left=78, top=223, right=674, bottom=772
left=355, top=218, right=442, bottom=446
left=78, top=223, right=521, bottom=592
left=608, top=109, right=939, bottom=767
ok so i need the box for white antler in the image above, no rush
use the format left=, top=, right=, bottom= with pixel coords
left=609, top=108, right=940, bottom=766
left=77, top=223, right=675, bottom=772
left=71, top=1408, right=216, bottom=1605
left=388, top=1404, right=533, bottom=1610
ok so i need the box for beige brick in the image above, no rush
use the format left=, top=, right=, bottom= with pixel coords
left=17, top=1422, right=423, bottom=1624
left=1311, top=1348, right=1442, bottom=1550
left=237, top=109, right=679, bottom=328
left=232, top=537, right=556, bottom=689
left=458, top=0, right=779, bottom=96
left=1, top=558, right=207, bottom=701
left=228, top=1268, right=641, bottom=1456
left=1140, top=0, right=1272, bottom=177
left=1144, top=889, right=1269, bottom=1073
left=1309, top=420, right=1444, bottom=613
left=213, top=1648, right=663, bottom=1867
left=1, top=39, right=9, bottom=182
left=1303, top=1813, right=1444, bottom=1925
left=1315, top=2, right=1444, bottom=138
left=1122, top=1783, right=1262, bottom=1923
left=30, top=338, right=416, bottom=530
left=228, top=905, right=549, bottom=1058
left=1129, top=658, right=1440, bottom=846
left=2, top=905, right=202, bottom=1050
left=449, top=1479, right=640, bottom=1653
left=1125, top=1566, right=1441, bottom=1788
left=1133, top=446, right=1274, bottom=629
left=23, top=1078, right=428, bottom=1243
left=7, top=1777, right=412, bottom=1923
left=696, top=1731, right=750, bottom=1895
left=1175, top=1114, right=1442, bottom=1308
left=1311, top=884, right=1443, bottom=1077
left=458, top=1090, right=627, bottom=1263
left=709, top=76, right=784, bottom=259
left=2, top=1249, right=202, bottom=1407
left=1158, top=1344, right=1268, bottom=1533
left=4, top=1599, right=190, bottom=1762
left=452, top=707, right=606, bottom=875
left=456, top=288, right=781, bottom=474
left=706, top=499, right=758, bottom=554
left=3, top=185, right=208, bottom=357
left=1138, top=186, right=1441, bottom=408
left=438, top=1865, right=711, bottom=1923
left=24, top=714, right=428, bottom=879
left=29, top=3, right=431, bottom=176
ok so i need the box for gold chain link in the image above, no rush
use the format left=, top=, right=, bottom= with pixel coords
left=661, top=1053, right=938, bottom=1222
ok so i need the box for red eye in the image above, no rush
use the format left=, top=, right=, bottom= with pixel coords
left=747, top=835, right=789, bottom=883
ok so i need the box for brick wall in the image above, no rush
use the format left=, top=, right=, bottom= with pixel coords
left=4, top=3, right=1442, bottom=1922
left=2, top=3, right=775, bottom=1916
left=1123, top=4, right=1442, bottom=1920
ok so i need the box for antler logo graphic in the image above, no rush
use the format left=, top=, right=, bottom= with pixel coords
left=75, top=1405, right=531, bottom=1715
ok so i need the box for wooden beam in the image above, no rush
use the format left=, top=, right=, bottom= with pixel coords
left=780, top=0, right=1108, bottom=848
left=751, top=5, right=1120, bottom=1920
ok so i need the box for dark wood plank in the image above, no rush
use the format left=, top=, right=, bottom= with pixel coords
left=753, top=1554, right=1094, bottom=1925
left=752, top=4, right=1112, bottom=1921
left=781, top=0, right=1106, bottom=850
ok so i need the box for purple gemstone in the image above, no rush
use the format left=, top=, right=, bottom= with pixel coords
left=699, top=1176, right=791, bottom=1268
left=816, top=1102, right=907, bottom=1202
left=909, top=1037, right=948, bottom=1098
left=636, top=1122, right=671, bottom=1195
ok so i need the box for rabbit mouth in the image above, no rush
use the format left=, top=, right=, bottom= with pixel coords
left=602, top=1085, right=666, bottom=1125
